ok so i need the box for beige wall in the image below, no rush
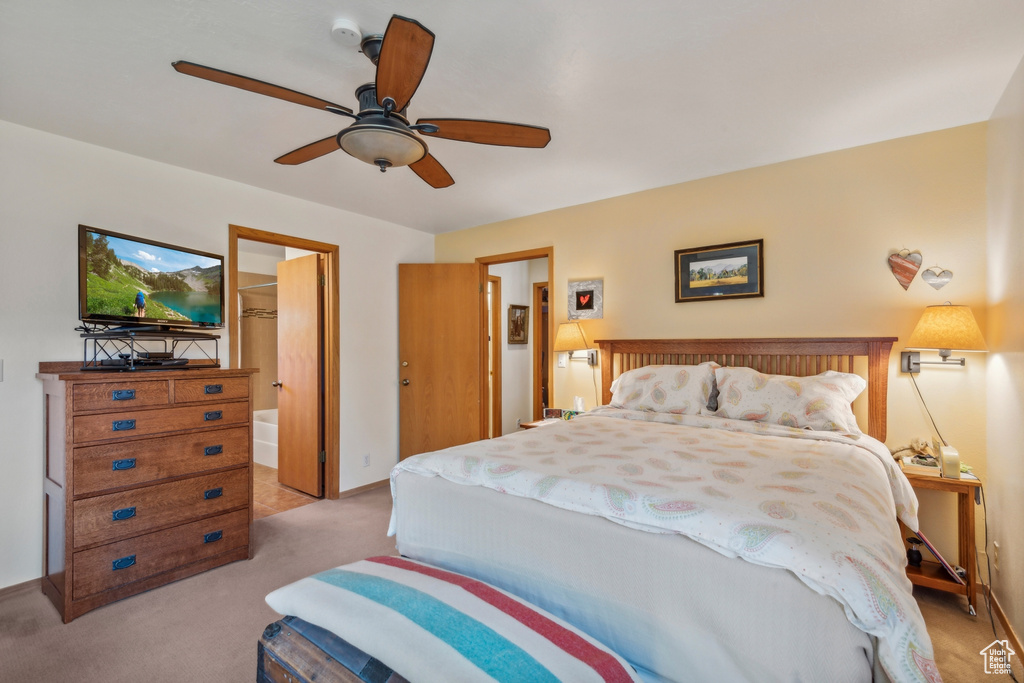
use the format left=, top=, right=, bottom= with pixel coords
left=437, top=123, right=989, bottom=563
left=987, top=54, right=1024, bottom=640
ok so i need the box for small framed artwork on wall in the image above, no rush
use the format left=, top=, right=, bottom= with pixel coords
left=674, top=239, right=764, bottom=303
left=508, top=304, right=529, bottom=344
left=568, top=279, right=604, bottom=319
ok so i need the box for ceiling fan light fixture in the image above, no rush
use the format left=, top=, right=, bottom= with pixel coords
left=337, top=118, right=427, bottom=170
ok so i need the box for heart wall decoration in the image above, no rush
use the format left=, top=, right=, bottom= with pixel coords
left=568, top=278, right=604, bottom=320
left=888, top=249, right=923, bottom=291
left=921, top=266, right=953, bottom=290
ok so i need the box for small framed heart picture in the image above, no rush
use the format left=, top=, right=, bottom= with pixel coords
left=568, top=278, right=603, bottom=319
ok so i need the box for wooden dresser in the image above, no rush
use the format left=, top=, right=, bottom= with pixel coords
left=37, top=363, right=256, bottom=622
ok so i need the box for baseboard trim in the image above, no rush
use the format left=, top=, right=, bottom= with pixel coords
left=989, top=587, right=1023, bottom=657
left=337, top=479, right=389, bottom=499
left=0, top=577, right=40, bottom=600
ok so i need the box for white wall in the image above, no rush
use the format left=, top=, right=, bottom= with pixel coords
left=489, top=260, right=536, bottom=433
left=987, top=53, right=1024, bottom=639
left=0, top=120, right=434, bottom=589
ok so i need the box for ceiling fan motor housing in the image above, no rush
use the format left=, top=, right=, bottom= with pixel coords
left=337, top=84, right=426, bottom=170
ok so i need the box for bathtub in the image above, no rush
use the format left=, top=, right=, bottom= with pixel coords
left=253, top=408, right=279, bottom=468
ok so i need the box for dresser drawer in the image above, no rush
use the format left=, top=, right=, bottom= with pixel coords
left=174, top=376, right=249, bottom=404
left=74, top=427, right=250, bottom=496
left=73, top=380, right=170, bottom=413
left=72, top=509, right=249, bottom=599
left=73, top=468, right=249, bottom=548
left=73, top=401, right=249, bottom=443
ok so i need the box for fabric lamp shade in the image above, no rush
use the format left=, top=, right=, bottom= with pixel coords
left=906, top=304, right=987, bottom=351
left=553, top=322, right=589, bottom=352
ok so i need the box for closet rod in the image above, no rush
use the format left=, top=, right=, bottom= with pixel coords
left=238, top=282, right=277, bottom=291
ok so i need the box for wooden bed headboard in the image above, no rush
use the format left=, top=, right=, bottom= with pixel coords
left=595, top=337, right=897, bottom=442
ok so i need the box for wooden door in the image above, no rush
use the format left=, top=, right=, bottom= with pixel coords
left=399, top=263, right=487, bottom=460
left=276, top=253, right=323, bottom=496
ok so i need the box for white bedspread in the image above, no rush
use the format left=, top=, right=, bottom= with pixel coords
left=390, top=408, right=940, bottom=683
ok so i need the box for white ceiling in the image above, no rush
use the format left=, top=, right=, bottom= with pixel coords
left=3, top=1, right=1023, bottom=235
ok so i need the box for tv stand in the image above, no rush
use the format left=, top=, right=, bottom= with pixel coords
left=80, top=328, right=220, bottom=371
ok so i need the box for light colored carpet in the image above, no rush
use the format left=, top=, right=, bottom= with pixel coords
left=0, top=485, right=1017, bottom=682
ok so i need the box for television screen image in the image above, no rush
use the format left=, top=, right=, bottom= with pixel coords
left=79, top=225, right=224, bottom=329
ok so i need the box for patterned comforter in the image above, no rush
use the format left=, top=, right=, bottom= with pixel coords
left=390, top=408, right=940, bottom=683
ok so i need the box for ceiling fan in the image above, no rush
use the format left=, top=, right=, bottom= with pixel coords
left=172, top=15, right=550, bottom=188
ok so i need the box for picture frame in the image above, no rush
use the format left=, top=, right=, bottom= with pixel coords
left=674, top=239, right=764, bottom=303
left=508, top=304, right=529, bottom=344
left=567, top=278, right=604, bottom=320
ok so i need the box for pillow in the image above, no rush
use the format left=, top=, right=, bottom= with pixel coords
left=610, top=363, right=718, bottom=415
left=701, top=366, right=865, bottom=433
left=266, top=556, right=641, bottom=682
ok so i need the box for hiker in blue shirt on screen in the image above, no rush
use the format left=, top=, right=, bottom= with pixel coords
left=134, top=291, right=146, bottom=317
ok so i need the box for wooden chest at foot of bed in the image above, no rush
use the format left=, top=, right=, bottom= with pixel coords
left=258, top=616, right=408, bottom=683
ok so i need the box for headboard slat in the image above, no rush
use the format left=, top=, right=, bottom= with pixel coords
left=596, top=337, right=896, bottom=441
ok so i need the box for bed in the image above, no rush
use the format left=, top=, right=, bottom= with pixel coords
left=267, top=337, right=942, bottom=683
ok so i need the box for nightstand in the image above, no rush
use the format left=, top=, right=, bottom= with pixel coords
left=901, top=470, right=982, bottom=615
left=520, top=419, right=560, bottom=429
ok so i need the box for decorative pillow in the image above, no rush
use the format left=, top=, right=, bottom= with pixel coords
left=266, top=556, right=641, bottom=682
left=610, top=363, right=718, bottom=415
left=701, top=367, right=865, bottom=433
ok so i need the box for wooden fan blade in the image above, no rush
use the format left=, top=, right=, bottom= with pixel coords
left=375, top=16, right=434, bottom=112
left=409, top=154, right=454, bottom=188
left=274, top=136, right=341, bottom=165
left=172, top=61, right=352, bottom=114
left=415, top=119, right=550, bottom=148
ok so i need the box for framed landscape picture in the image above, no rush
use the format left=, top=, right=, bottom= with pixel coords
left=674, top=239, right=764, bottom=303
left=508, top=304, right=529, bottom=344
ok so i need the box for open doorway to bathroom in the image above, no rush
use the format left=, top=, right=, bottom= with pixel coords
left=229, top=225, right=341, bottom=517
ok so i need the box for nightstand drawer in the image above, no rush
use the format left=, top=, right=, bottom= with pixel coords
left=73, top=401, right=249, bottom=443
left=73, top=427, right=250, bottom=496
left=72, top=509, right=249, bottom=599
left=73, top=380, right=170, bottom=412
left=174, top=377, right=249, bottom=404
left=73, top=468, right=248, bottom=548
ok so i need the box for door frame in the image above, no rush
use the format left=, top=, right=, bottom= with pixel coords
left=532, top=281, right=548, bottom=420
left=228, top=224, right=341, bottom=499
left=488, top=275, right=502, bottom=437
left=475, top=248, right=555, bottom=426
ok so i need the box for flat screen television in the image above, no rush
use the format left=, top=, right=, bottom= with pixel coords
left=79, top=224, right=225, bottom=331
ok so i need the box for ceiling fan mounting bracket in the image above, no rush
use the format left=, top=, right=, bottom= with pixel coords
left=359, top=34, right=383, bottom=65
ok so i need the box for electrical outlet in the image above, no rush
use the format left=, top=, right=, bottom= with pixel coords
left=362, top=453, right=370, bottom=467
left=993, top=542, right=1000, bottom=571
left=516, top=418, right=521, bottom=429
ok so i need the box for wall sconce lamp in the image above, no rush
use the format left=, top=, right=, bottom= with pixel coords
left=899, top=303, right=986, bottom=480
left=553, top=322, right=597, bottom=366
left=899, top=303, right=987, bottom=374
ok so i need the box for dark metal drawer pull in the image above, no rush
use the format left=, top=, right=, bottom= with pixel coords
left=112, top=458, right=137, bottom=471
left=112, top=555, right=136, bottom=571
left=204, top=444, right=223, bottom=456
left=112, top=419, right=136, bottom=432
left=204, top=530, right=223, bottom=544
left=204, top=384, right=223, bottom=395
left=204, top=487, right=223, bottom=500
left=111, top=389, right=136, bottom=401
left=204, top=410, right=222, bottom=421
left=112, top=506, right=136, bottom=521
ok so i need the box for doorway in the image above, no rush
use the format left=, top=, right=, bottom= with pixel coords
left=477, top=248, right=554, bottom=433
left=228, top=225, right=341, bottom=501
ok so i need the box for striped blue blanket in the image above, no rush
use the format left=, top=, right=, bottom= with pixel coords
left=265, top=556, right=640, bottom=682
